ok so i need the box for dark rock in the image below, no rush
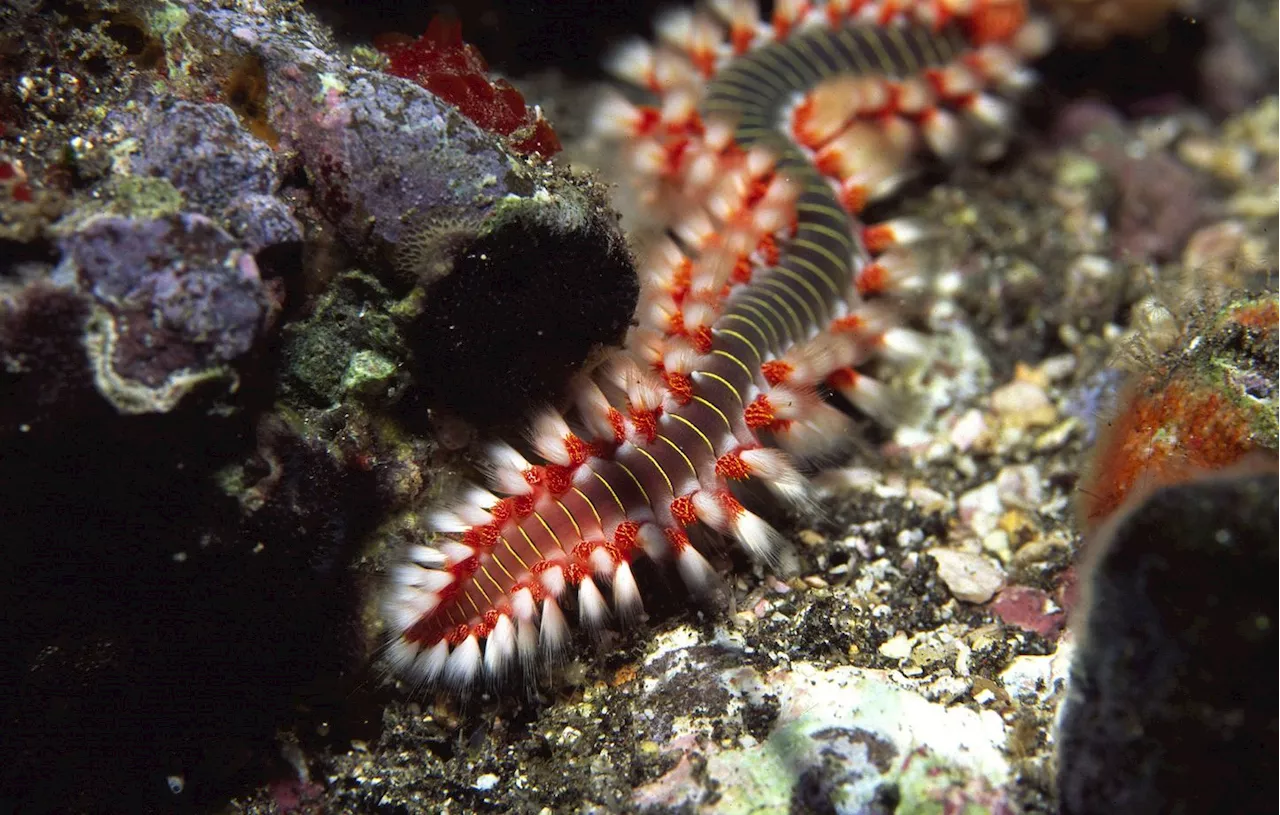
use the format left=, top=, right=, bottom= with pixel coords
left=1057, top=470, right=1279, bottom=815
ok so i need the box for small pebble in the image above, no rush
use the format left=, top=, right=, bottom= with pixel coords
left=879, top=633, right=913, bottom=660
left=991, top=380, right=1056, bottom=428
left=949, top=408, right=989, bottom=452
left=930, top=548, right=1005, bottom=603
left=995, top=464, right=1044, bottom=509
left=958, top=482, right=1003, bottom=537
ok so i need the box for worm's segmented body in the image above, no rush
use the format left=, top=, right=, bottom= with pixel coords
left=383, top=0, right=1051, bottom=688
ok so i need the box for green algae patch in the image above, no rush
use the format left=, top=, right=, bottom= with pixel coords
left=281, top=271, right=410, bottom=408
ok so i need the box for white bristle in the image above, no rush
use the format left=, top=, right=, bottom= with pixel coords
left=572, top=376, right=622, bottom=443
left=785, top=336, right=849, bottom=384
left=443, top=634, right=482, bottom=687
left=391, top=562, right=428, bottom=588
left=588, top=546, right=617, bottom=577
left=691, top=489, right=730, bottom=531
left=831, top=371, right=903, bottom=426
left=640, top=291, right=681, bottom=333
left=933, top=62, right=980, bottom=98
left=530, top=409, right=574, bottom=466
left=410, top=639, right=450, bottom=684
left=638, top=522, right=669, bottom=560
left=710, top=0, right=759, bottom=26
left=962, top=93, right=1012, bottom=131
left=512, top=586, right=538, bottom=621
left=872, top=217, right=931, bottom=247
left=395, top=565, right=454, bottom=594
left=860, top=251, right=926, bottom=293
left=540, top=598, right=569, bottom=655
left=745, top=144, right=777, bottom=178
left=643, top=238, right=690, bottom=288
left=440, top=541, right=476, bottom=564
left=540, top=564, right=567, bottom=599
left=604, top=39, right=654, bottom=87
left=894, top=77, right=935, bottom=115
left=626, top=367, right=668, bottom=413
left=676, top=543, right=716, bottom=591
left=653, top=49, right=700, bottom=91
left=1001, top=65, right=1039, bottom=95
left=751, top=202, right=791, bottom=236
left=654, top=8, right=696, bottom=50
left=425, top=509, right=469, bottom=534
left=731, top=508, right=784, bottom=564
left=706, top=175, right=748, bottom=223
left=517, top=617, right=539, bottom=666
left=454, top=499, right=495, bottom=528
left=692, top=246, right=737, bottom=292
left=577, top=576, right=610, bottom=627
left=774, top=0, right=810, bottom=28
left=385, top=585, right=440, bottom=631
left=775, top=401, right=857, bottom=462
left=763, top=385, right=810, bottom=421
left=385, top=637, right=419, bottom=674
left=1014, top=17, right=1055, bottom=59
left=463, top=484, right=498, bottom=508
left=922, top=108, right=964, bottom=159
left=592, top=92, right=645, bottom=137
left=879, top=326, right=930, bottom=363
left=598, top=353, right=638, bottom=391
left=663, top=343, right=701, bottom=376
left=673, top=208, right=718, bottom=251
left=630, top=327, right=667, bottom=367
left=660, top=90, right=699, bottom=127
left=408, top=544, right=447, bottom=568
left=682, top=301, right=717, bottom=332
left=613, top=560, right=644, bottom=621
left=630, top=138, right=669, bottom=176
left=484, top=614, right=516, bottom=677
left=485, top=441, right=535, bottom=495
left=685, top=149, right=724, bottom=192
left=703, top=116, right=736, bottom=150
left=739, top=447, right=813, bottom=509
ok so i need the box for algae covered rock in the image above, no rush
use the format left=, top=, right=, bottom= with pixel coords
left=57, top=212, right=267, bottom=413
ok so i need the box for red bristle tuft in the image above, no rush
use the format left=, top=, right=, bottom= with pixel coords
left=716, top=450, right=753, bottom=481
left=670, top=494, right=699, bottom=527
left=665, top=370, right=695, bottom=404
left=761, top=360, right=795, bottom=386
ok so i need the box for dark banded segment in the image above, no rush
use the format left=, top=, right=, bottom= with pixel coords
left=703, top=22, right=970, bottom=356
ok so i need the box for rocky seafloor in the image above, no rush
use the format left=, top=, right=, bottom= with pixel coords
left=0, top=1, right=1275, bottom=814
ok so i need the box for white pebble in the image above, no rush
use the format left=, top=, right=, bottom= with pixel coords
left=929, top=548, right=1005, bottom=603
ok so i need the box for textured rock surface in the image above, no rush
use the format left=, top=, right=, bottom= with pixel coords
left=59, top=212, right=267, bottom=411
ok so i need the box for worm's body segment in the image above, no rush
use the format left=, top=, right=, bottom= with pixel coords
left=382, top=0, right=1051, bottom=688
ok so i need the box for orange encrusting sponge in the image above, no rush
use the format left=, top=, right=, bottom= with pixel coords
left=1079, top=295, right=1279, bottom=533
left=1082, top=382, right=1262, bottom=529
